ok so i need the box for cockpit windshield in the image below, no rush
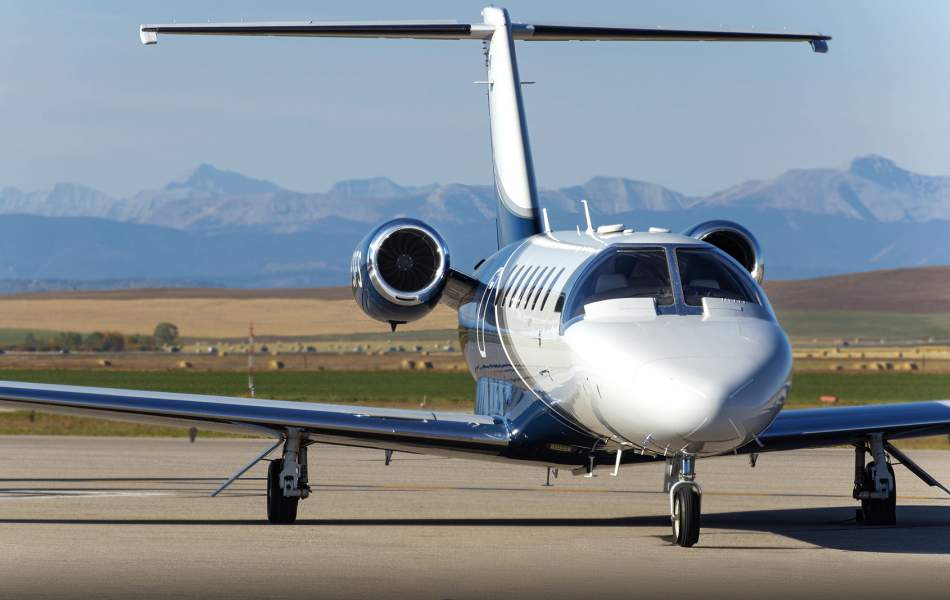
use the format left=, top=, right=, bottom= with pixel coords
left=565, top=248, right=673, bottom=320
left=676, top=247, right=759, bottom=306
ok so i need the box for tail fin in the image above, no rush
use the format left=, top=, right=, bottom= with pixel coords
left=140, top=7, right=830, bottom=249
left=481, top=7, right=542, bottom=248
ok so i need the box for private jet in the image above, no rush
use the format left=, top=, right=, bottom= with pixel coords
left=2, top=7, right=948, bottom=547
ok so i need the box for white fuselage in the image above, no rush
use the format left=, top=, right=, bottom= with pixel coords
left=462, top=228, right=793, bottom=458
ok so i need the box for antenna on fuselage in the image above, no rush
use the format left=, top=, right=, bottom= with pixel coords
left=580, top=199, right=594, bottom=233
left=541, top=208, right=552, bottom=234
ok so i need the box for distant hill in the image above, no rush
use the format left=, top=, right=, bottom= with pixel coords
left=2, top=155, right=950, bottom=287
left=14, top=265, right=949, bottom=315
left=764, top=265, right=950, bottom=314
left=703, top=156, right=950, bottom=223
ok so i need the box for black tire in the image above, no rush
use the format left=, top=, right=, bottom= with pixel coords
left=672, top=485, right=701, bottom=547
left=861, top=462, right=896, bottom=526
left=267, top=459, right=299, bottom=524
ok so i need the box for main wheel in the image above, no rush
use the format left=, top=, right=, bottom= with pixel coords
left=861, top=462, right=896, bottom=526
left=672, top=485, right=701, bottom=547
left=267, top=458, right=299, bottom=524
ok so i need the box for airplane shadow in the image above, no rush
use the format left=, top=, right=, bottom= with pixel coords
left=1, top=503, right=948, bottom=554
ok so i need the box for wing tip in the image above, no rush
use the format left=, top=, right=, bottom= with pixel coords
left=140, top=25, right=158, bottom=45
left=809, top=38, right=830, bottom=53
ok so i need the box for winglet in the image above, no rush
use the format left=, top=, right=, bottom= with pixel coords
left=140, top=25, right=158, bottom=45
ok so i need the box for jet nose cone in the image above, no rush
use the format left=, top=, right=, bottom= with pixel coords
left=644, top=357, right=772, bottom=450
left=603, top=357, right=762, bottom=450
left=565, top=317, right=792, bottom=455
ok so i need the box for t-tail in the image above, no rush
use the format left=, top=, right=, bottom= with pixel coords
left=140, top=7, right=830, bottom=250
left=481, top=7, right=542, bottom=248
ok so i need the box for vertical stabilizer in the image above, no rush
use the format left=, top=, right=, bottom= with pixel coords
left=483, top=7, right=542, bottom=248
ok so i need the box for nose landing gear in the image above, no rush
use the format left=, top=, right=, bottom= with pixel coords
left=668, top=455, right=701, bottom=547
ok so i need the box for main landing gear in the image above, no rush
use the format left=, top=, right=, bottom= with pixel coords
left=666, top=455, right=701, bottom=547
left=267, top=428, right=311, bottom=524
left=853, top=434, right=896, bottom=526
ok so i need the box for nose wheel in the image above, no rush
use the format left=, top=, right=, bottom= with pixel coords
left=672, top=484, right=701, bottom=546
left=668, top=455, right=701, bottom=547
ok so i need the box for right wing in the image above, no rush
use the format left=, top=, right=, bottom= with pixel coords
left=0, top=381, right=509, bottom=457
left=749, top=400, right=950, bottom=452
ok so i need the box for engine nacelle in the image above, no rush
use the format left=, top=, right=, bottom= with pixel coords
left=351, top=218, right=450, bottom=326
left=683, top=220, right=764, bottom=283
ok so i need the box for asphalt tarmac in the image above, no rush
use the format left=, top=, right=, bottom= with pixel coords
left=1, top=436, right=949, bottom=600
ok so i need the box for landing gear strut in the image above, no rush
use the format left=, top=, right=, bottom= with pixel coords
left=267, top=428, right=311, bottom=524
left=669, top=455, right=701, bottom=547
left=853, top=434, right=896, bottom=526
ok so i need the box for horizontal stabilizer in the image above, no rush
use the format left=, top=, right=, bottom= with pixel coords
left=140, top=20, right=830, bottom=52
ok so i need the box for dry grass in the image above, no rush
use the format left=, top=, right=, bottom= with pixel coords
left=0, top=297, right=458, bottom=338
left=0, top=351, right=467, bottom=372
left=765, top=265, right=950, bottom=314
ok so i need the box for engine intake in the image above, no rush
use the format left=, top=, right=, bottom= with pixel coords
left=352, top=218, right=449, bottom=326
left=683, top=220, right=764, bottom=283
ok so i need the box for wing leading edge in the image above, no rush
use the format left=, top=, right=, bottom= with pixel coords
left=746, top=400, right=950, bottom=453
left=0, top=381, right=509, bottom=457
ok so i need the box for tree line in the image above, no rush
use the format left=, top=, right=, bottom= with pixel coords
left=13, top=322, right=179, bottom=352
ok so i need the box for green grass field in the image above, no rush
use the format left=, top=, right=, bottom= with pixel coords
left=0, top=369, right=948, bottom=444
left=776, top=309, right=950, bottom=341
left=0, top=369, right=474, bottom=436
left=786, top=372, right=950, bottom=406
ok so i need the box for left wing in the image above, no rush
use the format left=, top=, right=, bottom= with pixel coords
left=0, top=381, right=509, bottom=457
left=744, top=400, right=950, bottom=452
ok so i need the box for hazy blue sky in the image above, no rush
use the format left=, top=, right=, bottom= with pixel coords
left=2, top=1, right=949, bottom=198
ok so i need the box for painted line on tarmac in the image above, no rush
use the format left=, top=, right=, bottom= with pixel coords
left=0, top=490, right=173, bottom=501
left=364, top=483, right=949, bottom=502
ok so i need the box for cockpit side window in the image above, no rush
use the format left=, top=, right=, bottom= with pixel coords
left=675, top=247, right=759, bottom=307
left=565, top=248, right=673, bottom=320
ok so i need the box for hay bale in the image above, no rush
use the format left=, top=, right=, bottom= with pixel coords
left=268, top=360, right=284, bottom=370
left=177, top=361, right=193, bottom=369
left=416, top=361, right=434, bottom=370
left=401, top=359, right=416, bottom=370
left=96, top=359, right=112, bottom=367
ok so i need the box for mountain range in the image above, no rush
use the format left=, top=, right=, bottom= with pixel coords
left=1, top=155, right=949, bottom=288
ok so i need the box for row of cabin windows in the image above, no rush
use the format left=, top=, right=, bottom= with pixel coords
left=495, top=264, right=566, bottom=312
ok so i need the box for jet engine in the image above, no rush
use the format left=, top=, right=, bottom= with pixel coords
left=351, top=218, right=450, bottom=327
left=683, top=220, right=764, bottom=283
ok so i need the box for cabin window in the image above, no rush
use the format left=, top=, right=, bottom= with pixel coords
left=520, top=266, right=545, bottom=309
left=516, top=266, right=542, bottom=308
left=498, top=265, right=524, bottom=306
left=675, top=247, right=759, bottom=307
left=510, top=265, right=538, bottom=307
left=530, top=267, right=554, bottom=310
left=540, top=267, right=565, bottom=311
left=565, top=248, right=673, bottom=320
